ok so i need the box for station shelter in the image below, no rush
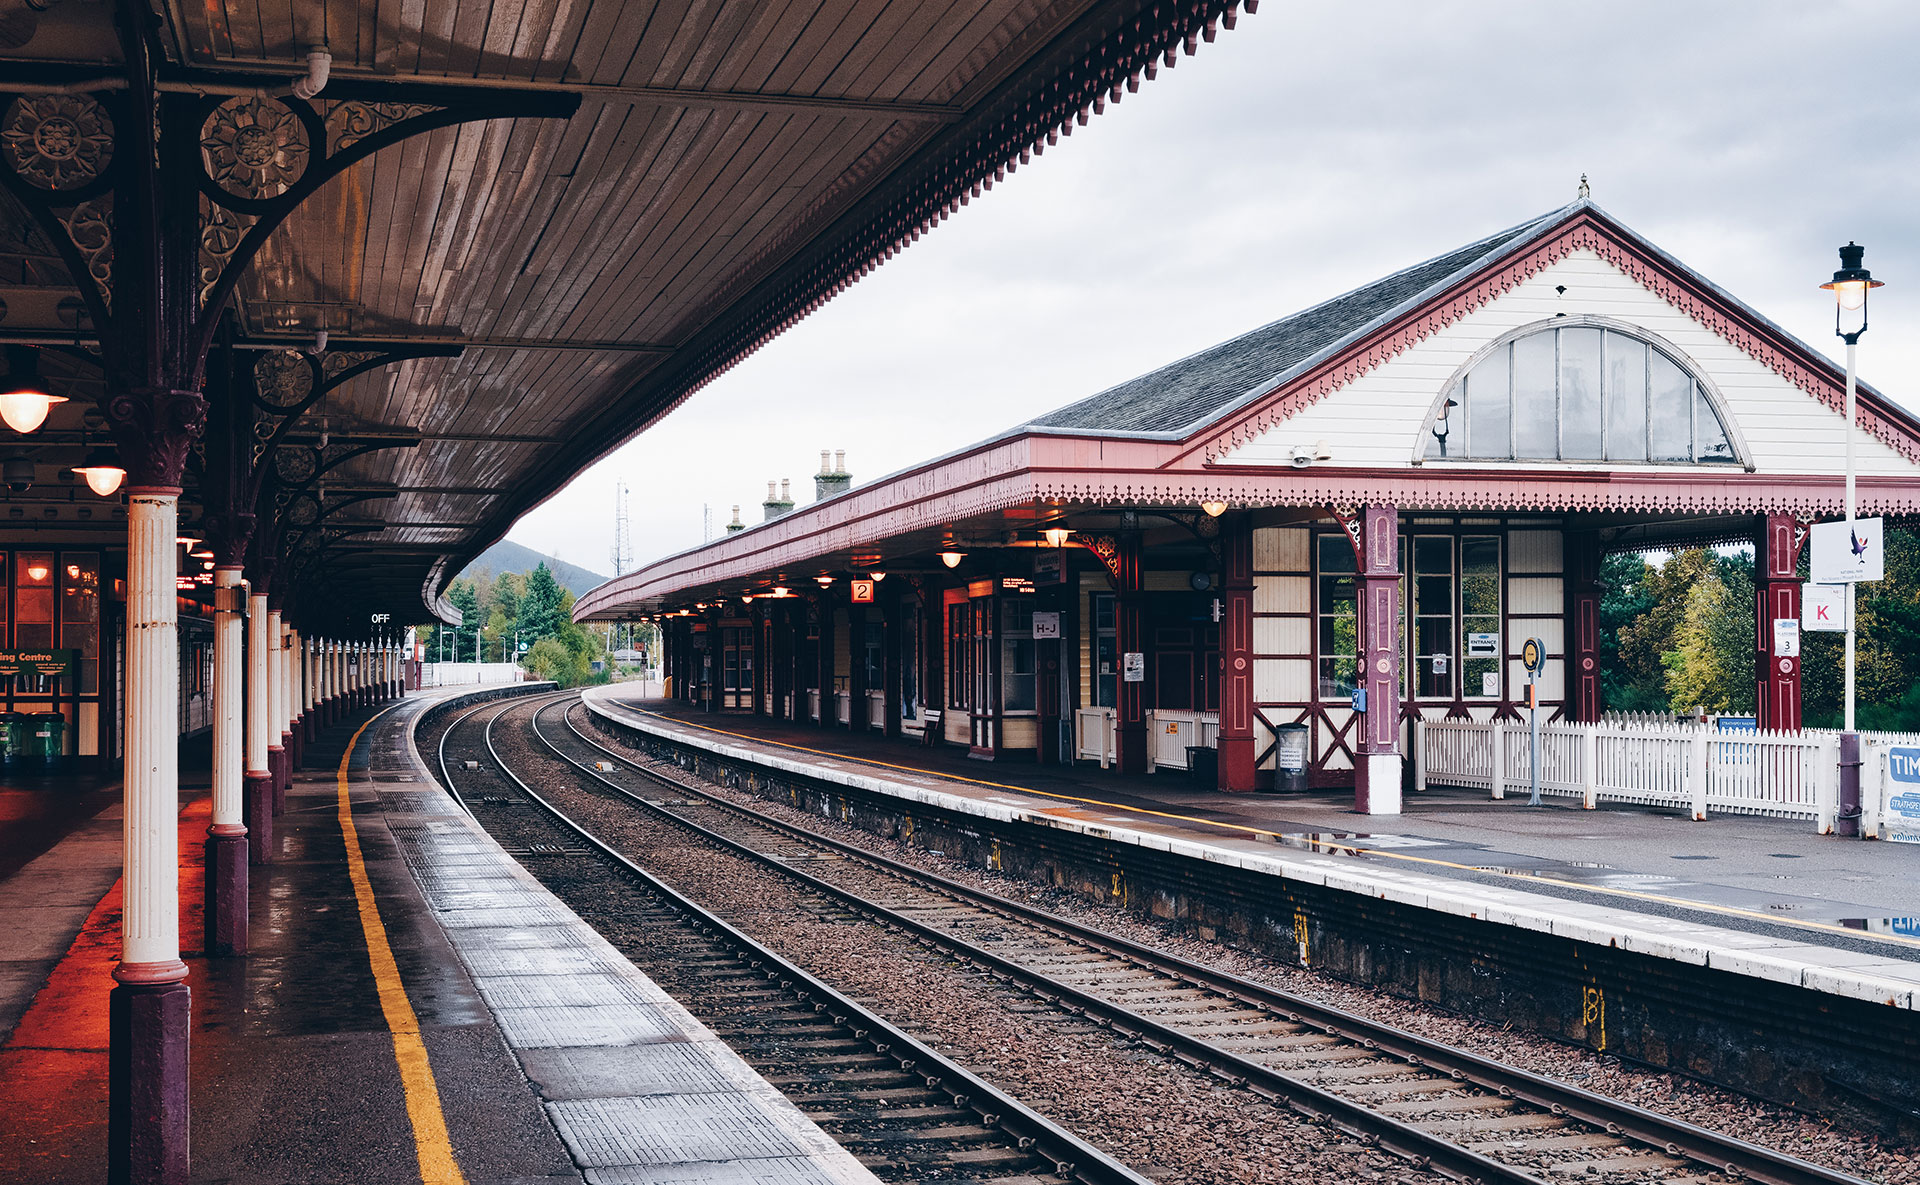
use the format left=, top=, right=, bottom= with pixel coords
left=575, top=200, right=1920, bottom=813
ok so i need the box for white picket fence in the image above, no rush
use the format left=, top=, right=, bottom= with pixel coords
left=1416, top=718, right=1915, bottom=831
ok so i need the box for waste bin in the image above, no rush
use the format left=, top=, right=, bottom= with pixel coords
left=1186, top=745, right=1218, bottom=787
left=27, top=712, right=65, bottom=770
left=0, top=713, right=29, bottom=770
left=1272, top=723, right=1310, bottom=793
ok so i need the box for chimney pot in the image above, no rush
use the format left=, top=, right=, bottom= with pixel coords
left=820, top=449, right=831, bottom=475
left=834, top=448, right=845, bottom=474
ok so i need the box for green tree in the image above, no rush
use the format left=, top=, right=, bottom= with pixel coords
left=1662, top=556, right=1754, bottom=713
left=1803, top=526, right=1920, bottom=729
left=1600, top=552, right=1663, bottom=710
left=519, top=563, right=565, bottom=643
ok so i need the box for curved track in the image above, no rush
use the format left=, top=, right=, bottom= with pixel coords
left=432, top=691, right=1153, bottom=1185
left=504, top=692, right=1876, bottom=1185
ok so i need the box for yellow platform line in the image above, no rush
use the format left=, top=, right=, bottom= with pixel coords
left=630, top=705, right=1920, bottom=954
left=339, top=707, right=469, bottom=1185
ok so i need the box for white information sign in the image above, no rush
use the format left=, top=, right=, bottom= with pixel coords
left=1481, top=671, right=1499, bottom=697
left=1122, top=652, right=1145, bottom=683
left=1031, top=610, right=1061, bottom=639
left=1431, top=653, right=1448, bottom=675
left=1801, top=583, right=1849, bottom=632
left=1810, top=517, right=1885, bottom=584
left=1771, top=618, right=1799, bottom=657
left=1467, top=632, right=1498, bottom=657
left=1884, top=748, right=1920, bottom=845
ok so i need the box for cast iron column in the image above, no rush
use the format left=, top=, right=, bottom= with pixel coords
left=1115, top=534, right=1147, bottom=774
left=848, top=603, right=868, bottom=731
left=204, top=567, right=247, bottom=955
left=266, top=607, right=288, bottom=813
left=883, top=587, right=903, bottom=740
left=1566, top=531, right=1604, bottom=723
left=244, top=594, right=274, bottom=860
left=1218, top=514, right=1257, bottom=791
left=815, top=602, right=835, bottom=728
left=1354, top=505, right=1403, bottom=814
left=1757, top=513, right=1805, bottom=731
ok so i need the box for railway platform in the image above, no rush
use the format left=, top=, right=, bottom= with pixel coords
left=0, top=684, right=878, bottom=1185
left=583, top=689, right=1920, bottom=1005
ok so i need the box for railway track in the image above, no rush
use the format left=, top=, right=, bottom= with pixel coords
left=497, top=692, right=1875, bottom=1185
left=431, top=692, right=1153, bottom=1185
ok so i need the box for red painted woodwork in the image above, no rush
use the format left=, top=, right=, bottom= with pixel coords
left=1757, top=513, right=1808, bottom=730
left=1114, top=535, right=1147, bottom=775
left=1217, top=514, right=1257, bottom=792
left=815, top=601, right=835, bottom=729
left=1567, top=532, right=1603, bottom=722
left=1354, top=505, right=1400, bottom=813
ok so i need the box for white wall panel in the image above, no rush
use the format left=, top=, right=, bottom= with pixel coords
left=1255, top=526, right=1311, bottom=572
left=1255, top=616, right=1311, bottom=656
left=1254, top=575, right=1309, bottom=614
left=1506, top=618, right=1565, bottom=654
left=1507, top=530, right=1563, bottom=573
left=1508, top=577, right=1563, bottom=616
left=1254, top=657, right=1312, bottom=703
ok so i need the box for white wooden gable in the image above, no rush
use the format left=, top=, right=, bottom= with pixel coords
left=1213, top=247, right=1920, bottom=479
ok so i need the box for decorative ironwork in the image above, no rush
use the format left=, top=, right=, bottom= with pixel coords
left=1328, top=504, right=1363, bottom=565
left=320, top=350, right=380, bottom=381
left=1, top=94, right=113, bottom=190
left=274, top=444, right=320, bottom=484
left=59, top=198, right=112, bottom=312
left=198, top=196, right=254, bottom=307
left=325, top=101, right=438, bottom=154
left=253, top=349, right=316, bottom=409
left=1082, top=534, right=1124, bottom=582
left=200, top=98, right=309, bottom=199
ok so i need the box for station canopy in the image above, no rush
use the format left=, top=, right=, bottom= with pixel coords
left=0, top=0, right=1236, bottom=628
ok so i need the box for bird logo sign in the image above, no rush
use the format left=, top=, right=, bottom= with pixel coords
left=1810, top=517, right=1885, bottom=584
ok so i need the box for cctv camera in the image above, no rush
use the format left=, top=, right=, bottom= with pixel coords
left=4, top=457, right=32, bottom=493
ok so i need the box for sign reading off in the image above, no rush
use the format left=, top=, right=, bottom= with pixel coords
left=1886, top=747, right=1920, bottom=845
left=0, top=649, right=73, bottom=678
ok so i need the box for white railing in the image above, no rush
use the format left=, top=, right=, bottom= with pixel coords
left=866, top=690, right=886, bottom=729
left=417, top=662, right=525, bottom=687
left=835, top=691, right=851, bottom=725
left=1076, top=706, right=1117, bottom=767
left=1417, top=718, right=1858, bottom=826
left=807, top=689, right=820, bottom=721
left=1145, top=709, right=1220, bottom=771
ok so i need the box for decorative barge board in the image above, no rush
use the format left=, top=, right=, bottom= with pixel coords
left=583, top=686, right=1920, bottom=1138
left=576, top=199, right=1920, bottom=810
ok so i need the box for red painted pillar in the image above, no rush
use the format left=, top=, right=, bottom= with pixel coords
left=1757, top=514, right=1806, bottom=730
left=1115, top=534, right=1147, bottom=775
left=815, top=601, right=835, bottom=729
left=1354, top=505, right=1403, bottom=814
left=1567, top=531, right=1604, bottom=723
left=882, top=587, right=903, bottom=740
left=1218, top=514, right=1257, bottom=792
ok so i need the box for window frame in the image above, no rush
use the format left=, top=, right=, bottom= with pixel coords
left=1414, top=315, right=1751, bottom=469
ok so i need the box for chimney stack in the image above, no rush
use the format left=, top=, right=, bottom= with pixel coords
left=724, top=505, right=744, bottom=533
left=762, top=478, right=795, bottom=522
left=814, top=448, right=851, bottom=502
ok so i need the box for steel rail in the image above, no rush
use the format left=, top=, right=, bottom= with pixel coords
left=432, top=689, right=576, bottom=814
left=452, top=694, right=1154, bottom=1185
left=549, top=698, right=1875, bottom=1185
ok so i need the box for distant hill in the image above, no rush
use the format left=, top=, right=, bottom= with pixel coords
left=462, top=539, right=608, bottom=598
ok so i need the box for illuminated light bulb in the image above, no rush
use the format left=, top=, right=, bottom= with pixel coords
left=27, top=563, right=49, bottom=581
left=1042, top=527, right=1072, bottom=547
left=938, top=551, right=965, bottom=569
left=73, top=447, right=127, bottom=497
left=869, top=571, right=886, bottom=582
left=0, top=387, right=64, bottom=434
left=1199, top=501, right=1228, bottom=518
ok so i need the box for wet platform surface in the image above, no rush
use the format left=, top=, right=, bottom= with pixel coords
left=0, top=685, right=877, bottom=1185
left=589, top=690, right=1920, bottom=1005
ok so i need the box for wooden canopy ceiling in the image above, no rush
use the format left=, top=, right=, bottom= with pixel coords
left=0, top=0, right=1241, bottom=631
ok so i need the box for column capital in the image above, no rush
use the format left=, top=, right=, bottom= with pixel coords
left=104, top=387, right=209, bottom=491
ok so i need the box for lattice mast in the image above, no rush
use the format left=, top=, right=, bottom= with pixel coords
left=610, top=482, right=634, bottom=576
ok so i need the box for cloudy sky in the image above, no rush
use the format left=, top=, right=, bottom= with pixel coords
left=507, top=0, right=1920, bottom=578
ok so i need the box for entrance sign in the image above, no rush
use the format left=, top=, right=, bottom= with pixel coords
left=0, top=649, right=73, bottom=678
left=1031, top=611, right=1061, bottom=639
left=1467, top=632, right=1498, bottom=658
left=1801, top=583, right=1848, bottom=631
left=1771, top=619, right=1800, bottom=657
left=1810, top=517, right=1884, bottom=583
left=1886, top=748, right=1920, bottom=845
left=1122, top=652, right=1145, bottom=683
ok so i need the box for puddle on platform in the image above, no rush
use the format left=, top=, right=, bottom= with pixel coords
left=1838, top=917, right=1920, bottom=936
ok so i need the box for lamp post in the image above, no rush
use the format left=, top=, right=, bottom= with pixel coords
left=1819, top=241, right=1883, bottom=837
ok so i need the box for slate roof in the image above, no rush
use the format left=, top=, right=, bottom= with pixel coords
left=1024, top=204, right=1578, bottom=437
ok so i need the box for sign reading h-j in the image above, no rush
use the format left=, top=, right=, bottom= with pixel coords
left=1886, top=747, right=1920, bottom=845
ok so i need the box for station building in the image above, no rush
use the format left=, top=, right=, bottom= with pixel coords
left=576, top=200, right=1920, bottom=813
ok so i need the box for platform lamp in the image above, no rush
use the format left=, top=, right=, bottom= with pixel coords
left=0, top=346, right=66, bottom=434
left=72, top=445, right=126, bottom=497
left=1819, top=242, right=1884, bottom=838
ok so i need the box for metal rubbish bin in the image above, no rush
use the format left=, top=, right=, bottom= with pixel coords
left=1186, top=745, right=1217, bottom=787
left=0, top=713, right=29, bottom=769
left=1272, top=723, right=1310, bottom=793
left=28, top=712, right=65, bottom=770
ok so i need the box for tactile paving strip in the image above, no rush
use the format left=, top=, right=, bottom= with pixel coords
left=548, top=1095, right=817, bottom=1167
left=470, top=972, right=660, bottom=1010
left=492, top=1003, right=687, bottom=1049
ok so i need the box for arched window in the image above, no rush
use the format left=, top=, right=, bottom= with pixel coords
left=1422, top=322, right=1740, bottom=464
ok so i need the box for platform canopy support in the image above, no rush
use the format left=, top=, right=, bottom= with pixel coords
left=1218, top=514, right=1258, bottom=792
left=1352, top=505, right=1403, bottom=814
left=1757, top=514, right=1809, bottom=731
